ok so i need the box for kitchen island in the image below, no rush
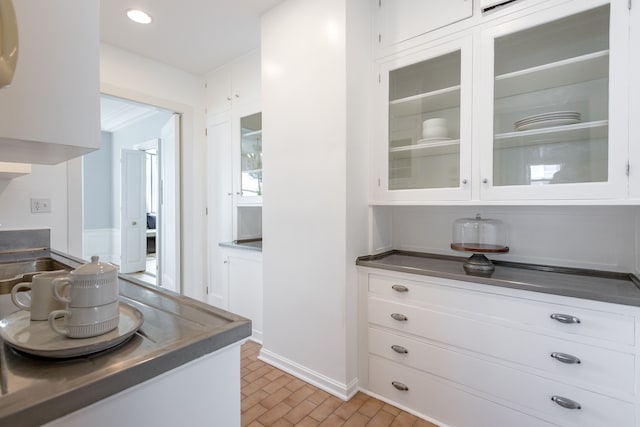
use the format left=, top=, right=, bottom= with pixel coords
left=0, top=250, right=251, bottom=426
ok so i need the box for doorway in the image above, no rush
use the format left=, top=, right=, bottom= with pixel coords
left=82, top=94, right=181, bottom=292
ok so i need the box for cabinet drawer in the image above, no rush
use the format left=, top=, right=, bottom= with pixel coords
left=369, top=274, right=635, bottom=345
left=369, top=328, right=635, bottom=427
left=368, top=297, right=635, bottom=394
left=368, top=356, right=556, bottom=427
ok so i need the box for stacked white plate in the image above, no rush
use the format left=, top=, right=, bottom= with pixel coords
left=514, top=111, right=581, bottom=131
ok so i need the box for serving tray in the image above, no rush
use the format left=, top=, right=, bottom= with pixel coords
left=0, top=302, right=143, bottom=358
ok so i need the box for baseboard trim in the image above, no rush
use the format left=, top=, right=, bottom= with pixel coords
left=258, top=348, right=359, bottom=401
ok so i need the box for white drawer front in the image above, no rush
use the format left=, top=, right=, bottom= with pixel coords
left=368, top=356, right=557, bottom=427
left=369, top=328, right=635, bottom=427
left=369, top=274, right=635, bottom=346
left=368, top=297, right=635, bottom=394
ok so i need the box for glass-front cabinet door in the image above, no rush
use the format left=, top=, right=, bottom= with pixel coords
left=479, top=1, right=629, bottom=200
left=373, top=37, right=472, bottom=202
left=237, top=111, right=262, bottom=204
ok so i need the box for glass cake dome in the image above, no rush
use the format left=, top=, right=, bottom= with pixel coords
left=450, top=214, right=509, bottom=276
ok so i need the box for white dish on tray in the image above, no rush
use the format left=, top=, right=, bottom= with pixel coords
left=515, top=111, right=580, bottom=124
left=0, top=302, right=143, bottom=358
left=515, top=118, right=581, bottom=131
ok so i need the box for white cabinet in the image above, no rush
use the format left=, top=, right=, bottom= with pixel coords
left=358, top=268, right=640, bottom=426
left=372, top=0, right=632, bottom=204
left=0, top=0, right=100, bottom=165
left=205, top=51, right=262, bottom=324
left=0, top=162, right=30, bottom=183
left=375, top=0, right=473, bottom=52
left=478, top=2, right=628, bottom=201
left=373, top=36, right=472, bottom=202
left=222, top=248, right=263, bottom=343
left=44, top=342, right=243, bottom=427
left=205, top=50, right=261, bottom=116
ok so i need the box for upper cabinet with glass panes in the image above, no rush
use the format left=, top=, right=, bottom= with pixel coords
left=373, top=36, right=472, bottom=202
left=371, top=0, right=631, bottom=204
left=479, top=2, right=627, bottom=201
left=238, top=112, right=262, bottom=203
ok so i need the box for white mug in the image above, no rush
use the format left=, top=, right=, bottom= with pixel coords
left=53, top=275, right=119, bottom=308
left=48, top=301, right=120, bottom=338
left=11, top=270, right=67, bottom=321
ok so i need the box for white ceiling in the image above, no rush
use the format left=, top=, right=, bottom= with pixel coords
left=100, top=1, right=283, bottom=131
left=100, top=0, right=284, bottom=76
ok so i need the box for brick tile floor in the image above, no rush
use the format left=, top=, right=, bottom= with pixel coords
left=241, top=341, right=438, bottom=427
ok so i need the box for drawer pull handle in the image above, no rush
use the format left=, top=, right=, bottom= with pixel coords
left=391, top=284, right=409, bottom=292
left=551, top=395, right=581, bottom=410
left=392, top=381, right=409, bottom=391
left=550, top=352, right=581, bottom=364
left=390, top=313, right=408, bottom=321
left=391, top=345, right=408, bottom=354
left=550, top=313, right=581, bottom=324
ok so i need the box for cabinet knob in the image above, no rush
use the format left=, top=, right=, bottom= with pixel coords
left=226, top=97, right=231, bottom=101
left=235, top=94, right=240, bottom=98
left=550, top=313, right=581, bottom=324
left=236, top=192, right=241, bottom=195
left=391, top=345, right=408, bottom=354
left=551, top=396, right=581, bottom=410
left=482, top=178, right=489, bottom=184
left=391, top=381, right=409, bottom=391
left=391, top=284, right=409, bottom=293
left=390, top=313, right=408, bottom=322
left=550, top=352, right=581, bottom=364
left=461, top=179, right=468, bottom=184
left=227, top=192, right=233, bottom=196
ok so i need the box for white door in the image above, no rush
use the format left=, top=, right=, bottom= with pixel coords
left=206, top=113, right=232, bottom=308
left=120, top=149, right=146, bottom=274
left=158, top=114, right=180, bottom=293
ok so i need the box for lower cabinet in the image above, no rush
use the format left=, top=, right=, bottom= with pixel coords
left=222, top=248, right=263, bottom=343
left=358, top=269, right=640, bottom=427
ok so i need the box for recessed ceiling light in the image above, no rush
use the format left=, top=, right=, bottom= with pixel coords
left=127, top=9, right=152, bottom=24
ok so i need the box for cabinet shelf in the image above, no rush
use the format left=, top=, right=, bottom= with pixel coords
left=494, top=120, right=608, bottom=150
left=390, top=139, right=460, bottom=158
left=390, top=85, right=460, bottom=118
left=242, top=168, right=262, bottom=174
left=242, top=129, right=262, bottom=138
left=495, top=50, right=609, bottom=99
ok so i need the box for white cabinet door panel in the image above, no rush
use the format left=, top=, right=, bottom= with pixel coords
left=377, top=0, right=473, bottom=49
left=369, top=273, right=636, bottom=345
left=368, top=296, right=635, bottom=394
left=369, top=356, right=556, bottom=427
left=369, top=328, right=635, bottom=427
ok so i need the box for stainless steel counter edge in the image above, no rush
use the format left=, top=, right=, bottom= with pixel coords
left=0, top=250, right=252, bottom=427
left=219, top=240, right=263, bottom=252
left=356, top=250, right=640, bottom=307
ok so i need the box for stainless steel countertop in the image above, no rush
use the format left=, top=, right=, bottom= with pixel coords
left=0, top=250, right=251, bottom=426
left=357, top=250, right=640, bottom=307
left=219, top=239, right=263, bottom=252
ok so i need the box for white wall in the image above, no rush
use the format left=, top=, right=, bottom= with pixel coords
left=380, top=205, right=640, bottom=274
left=261, top=0, right=369, bottom=399
left=0, top=164, right=70, bottom=250
left=84, top=132, right=114, bottom=230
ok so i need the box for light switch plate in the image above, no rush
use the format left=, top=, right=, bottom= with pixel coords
left=31, top=198, right=51, bottom=213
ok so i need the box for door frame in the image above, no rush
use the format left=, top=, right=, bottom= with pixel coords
left=71, top=83, right=186, bottom=293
